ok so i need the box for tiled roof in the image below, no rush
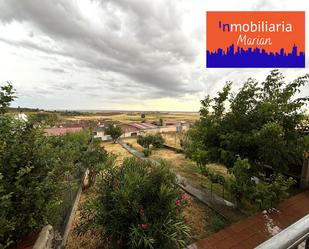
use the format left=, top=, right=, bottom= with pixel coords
left=128, top=122, right=157, bottom=130
left=44, top=127, right=83, bottom=136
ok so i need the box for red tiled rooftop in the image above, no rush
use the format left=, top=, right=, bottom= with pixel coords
left=128, top=122, right=157, bottom=130
left=188, top=190, right=309, bottom=249
left=44, top=127, right=83, bottom=136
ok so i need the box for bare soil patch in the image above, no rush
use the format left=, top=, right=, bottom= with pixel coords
left=65, top=188, right=104, bottom=249
left=101, top=141, right=133, bottom=165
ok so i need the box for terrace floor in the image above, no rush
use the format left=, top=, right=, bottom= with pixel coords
left=187, top=190, right=309, bottom=249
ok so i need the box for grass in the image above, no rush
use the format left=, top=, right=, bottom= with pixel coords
left=161, top=132, right=184, bottom=147
left=148, top=147, right=234, bottom=202
left=119, top=137, right=234, bottom=201
left=121, top=137, right=144, bottom=152
left=183, top=196, right=230, bottom=243
left=65, top=188, right=104, bottom=249
left=61, top=112, right=199, bottom=124
left=101, top=141, right=133, bottom=165
left=205, top=216, right=231, bottom=234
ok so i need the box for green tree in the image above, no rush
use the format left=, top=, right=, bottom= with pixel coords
left=137, top=134, right=165, bottom=149
left=141, top=113, right=146, bottom=123
left=0, top=84, right=109, bottom=247
left=28, top=112, right=59, bottom=126
left=0, top=82, right=16, bottom=115
left=184, top=70, right=307, bottom=209
left=137, top=135, right=153, bottom=149
left=105, top=124, right=123, bottom=143
left=80, top=138, right=110, bottom=185
left=77, top=158, right=191, bottom=249
left=185, top=70, right=309, bottom=173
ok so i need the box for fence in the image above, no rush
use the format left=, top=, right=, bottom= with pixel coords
left=255, top=214, right=309, bottom=249
left=52, top=168, right=85, bottom=247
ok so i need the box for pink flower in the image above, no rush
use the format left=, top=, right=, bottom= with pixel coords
left=181, top=193, right=187, bottom=200
left=138, top=223, right=149, bottom=230
left=139, top=205, right=145, bottom=216
left=176, top=199, right=181, bottom=207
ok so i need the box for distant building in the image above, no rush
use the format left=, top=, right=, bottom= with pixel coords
left=15, top=113, right=28, bottom=122
left=93, top=121, right=190, bottom=141
left=44, top=127, right=83, bottom=136
left=119, top=124, right=140, bottom=137
left=93, top=127, right=112, bottom=141
left=164, top=120, right=177, bottom=126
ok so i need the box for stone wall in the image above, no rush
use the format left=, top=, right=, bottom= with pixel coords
left=32, top=225, right=54, bottom=249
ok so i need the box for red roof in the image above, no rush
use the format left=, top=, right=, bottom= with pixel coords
left=44, top=127, right=83, bottom=136
left=165, top=120, right=178, bottom=125
left=128, top=122, right=157, bottom=130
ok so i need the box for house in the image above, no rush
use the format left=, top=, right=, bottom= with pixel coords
left=44, top=127, right=83, bottom=136
left=119, top=124, right=141, bottom=138
left=93, top=122, right=157, bottom=141
left=164, top=120, right=177, bottom=126
left=93, top=127, right=112, bottom=141
left=15, top=112, right=28, bottom=122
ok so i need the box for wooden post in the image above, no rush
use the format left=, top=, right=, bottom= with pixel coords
left=300, top=152, right=309, bottom=189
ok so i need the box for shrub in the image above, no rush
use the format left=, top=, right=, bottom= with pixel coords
left=143, top=148, right=152, bottom=157
left=206, top=216, right=230, bottom=233
left=137, top=134, right=165, bottom=149
left=0, top=117, right=107, bottom=248
left=228, top=158, right=295, bottom=209
left=77, top=158, right=191, bottom=249
left=151, top=133, right=165, bottom=149
left=0, top=83, right=109, bottom=248
left=137, top=135, right=152, bottom=149
left=105, top=125, right=123, bottom=143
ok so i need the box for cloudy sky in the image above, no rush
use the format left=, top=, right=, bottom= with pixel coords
left=0, top=0, right=308, bottom=111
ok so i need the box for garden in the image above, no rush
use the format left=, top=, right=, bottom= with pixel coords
left=1, top=69, right=308, bottom=249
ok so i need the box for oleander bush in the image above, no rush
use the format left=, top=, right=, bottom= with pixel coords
left=77, top=157, right=191, bottom=249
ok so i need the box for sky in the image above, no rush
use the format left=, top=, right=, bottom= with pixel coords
left=0, top=0, right=308, bottom=111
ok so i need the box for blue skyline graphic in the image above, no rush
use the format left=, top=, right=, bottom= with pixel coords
left=207, top=44, right=305, bottom=68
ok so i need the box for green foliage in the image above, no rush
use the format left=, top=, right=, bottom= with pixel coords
left=141, top=113, right=146, bottom=123
left=151, top=133, right=165, bottom=148
left=184, top=70, right=307, bottom=209
left=0, top=117, right=107, bottom=247
left=28, top=112, right=59, bottom=126
left=137, top=134, right=165, bottom=149
left=228, top=158, right=295, bottom=209
left=185, top=70, right=308, bottom=173
left=137, top=135, right=152, bottom=149
left=206, top=216, right=230, bottom=233
left=105, top=124, right=123, bottom=143
left=143, top=148, right=152, bottom=157
left=80, top=138, right=109, bottom=185
left=77, top=158, right=191, bottom=249
left=0, top=82, right=16, bottom=115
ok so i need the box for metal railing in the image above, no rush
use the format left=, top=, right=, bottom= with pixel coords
left=255, top=214, right=309, bottom=249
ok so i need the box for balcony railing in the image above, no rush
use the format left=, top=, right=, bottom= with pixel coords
left=255, top=214, right=309, bottom=249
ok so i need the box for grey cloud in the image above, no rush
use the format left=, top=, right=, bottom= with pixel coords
left=42, top=67, right=66, bottom=73
left=0, top=0, right=198, bottom=99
